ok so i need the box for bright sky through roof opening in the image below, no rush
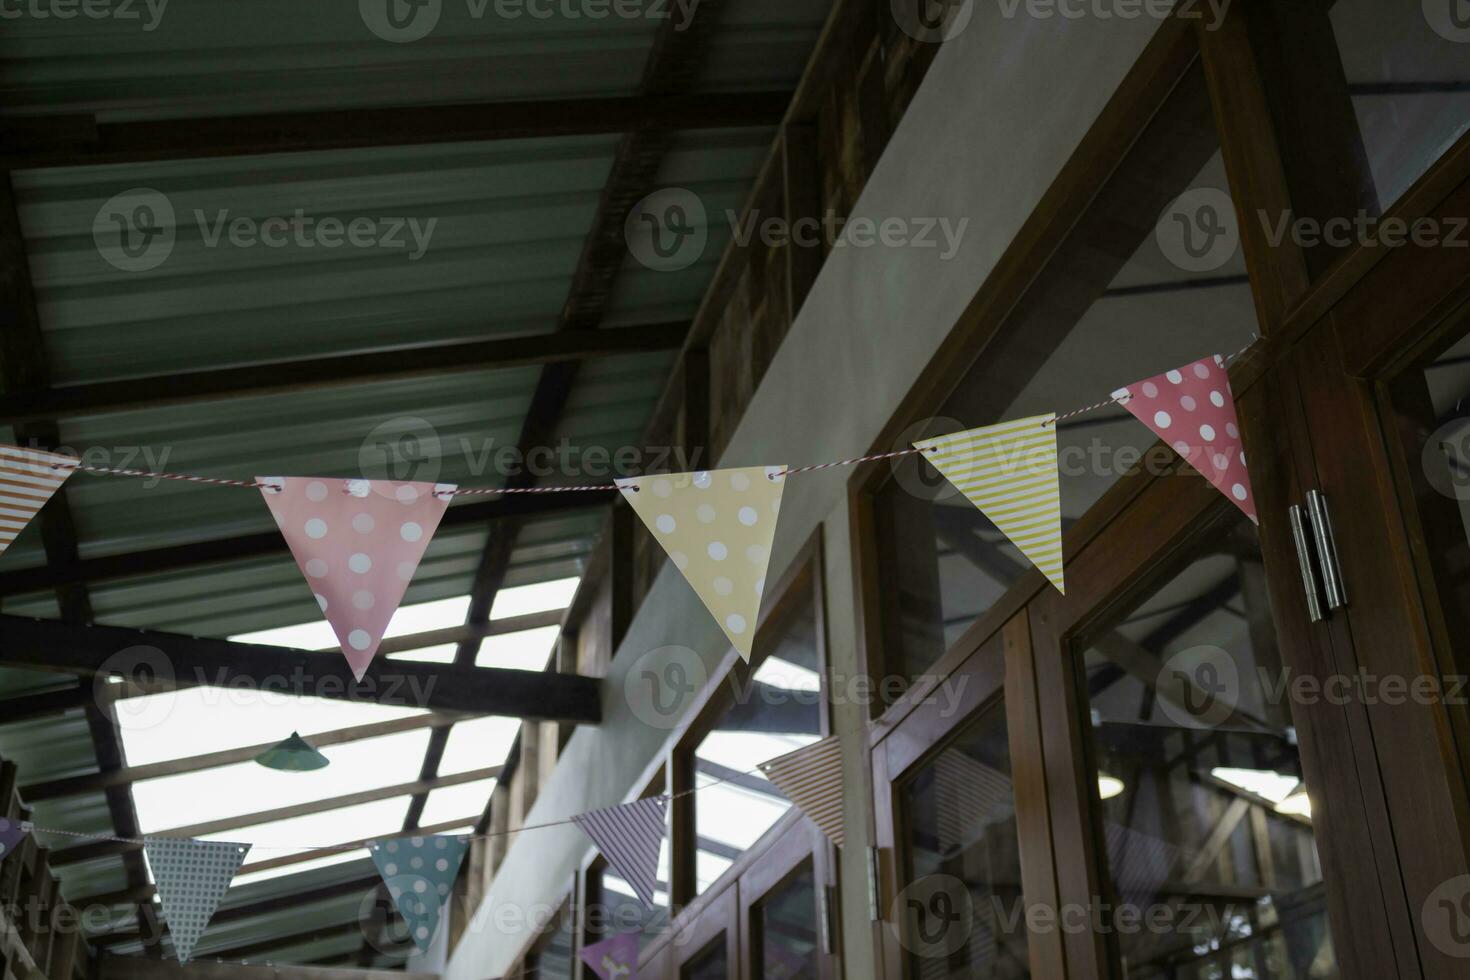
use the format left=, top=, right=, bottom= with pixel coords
left=117, top=577, right=580, bottom=892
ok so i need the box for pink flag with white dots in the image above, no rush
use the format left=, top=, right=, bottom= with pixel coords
left=1112, top=355, right=1257, bottom=524
left=258, top=477, right=455, bottom=680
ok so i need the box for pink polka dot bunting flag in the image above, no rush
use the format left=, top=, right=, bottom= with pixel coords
left=1112, top=355, right=1257, bottom=523
left=258, top=477, right=456, bottom=679
left=369, top=834, right=468, bottom=953
left=580, top=932, right=640, bottom=980
left=616, top=466, right=786, bottom=661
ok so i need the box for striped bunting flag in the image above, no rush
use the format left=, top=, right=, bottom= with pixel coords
left=914, top=415, right=1064, bottom=593
left=573, top=797, right=668, bottom=910
left=0, top=445, right=76, bottom=558
left=933, top=751, right=1014, bottom=858
left=758, top=734, right=844, bottom=847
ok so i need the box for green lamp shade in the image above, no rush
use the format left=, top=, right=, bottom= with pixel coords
left=255, top=732, right=330, bottom=771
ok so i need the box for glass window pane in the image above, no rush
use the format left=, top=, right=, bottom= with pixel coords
left=1331, top=0, right=1470, bottom=211
left=595, top=857, right=671, bottom=940
left=899, top=701, right=1030, bottom=979
left=1386, top=325, right=1470, bottom=801
left=874, top=137, right=1258, bottom=694
left=528, top=903, right=574, bottom=980
left=692, top=590, right=823, bottom=896
left=1077, top=513, right=1339, bottom=979
left=755, top=865, right=820, bottom=979
left=683, top=938, right=729, bottom=980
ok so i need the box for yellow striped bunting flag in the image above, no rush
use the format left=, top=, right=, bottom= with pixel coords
left=0, top=445, right=76, bottom=558
left=914, top=415, right=1064, bottom=593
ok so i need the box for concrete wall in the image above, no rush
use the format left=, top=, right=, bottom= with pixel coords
left=445, top=9, right=1164, bottom=979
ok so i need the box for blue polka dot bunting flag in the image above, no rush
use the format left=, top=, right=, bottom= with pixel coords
left=616, top=467, right=787, bottom=660
left=369, top=834, right=469, bottom=952
left=143, top=836, right=251, bottom=964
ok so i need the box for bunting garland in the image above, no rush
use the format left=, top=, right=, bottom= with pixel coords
left=259, top=476, right=455, bottom=679
left=0, top=347, right=1259, bottom=691
left=572, top=797, right=668, bottom=910
left=580, top=932, right=640, bottom=980
left=144, top=837, right=251, bottom=964
left=617, top=466, right=786, bottom=660
left=0, top=445, right=76, bottom=558
left=915, top=414, right=1066, bottom=593
left=369, top=834, right=468, bottom=952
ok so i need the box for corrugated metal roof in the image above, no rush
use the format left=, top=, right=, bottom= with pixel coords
left=0, top=2, right=831, bottom=971
left=0, top=0, right=831, bottom=966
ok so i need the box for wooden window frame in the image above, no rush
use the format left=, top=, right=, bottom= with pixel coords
left=664, top=527, right=832, bottom=914
left=850, top=4, right=1470, bottom=980
left=848, top=14, right=1213, bottom=719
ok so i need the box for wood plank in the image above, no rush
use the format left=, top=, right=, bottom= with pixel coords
left=97, top=958, right=436, bottom=980
left=3, top=94, right=792, bottom=167
left=51, top=766, right=496, bottom=865
left=0, top=323, right=689, bottom=423
left=0, top=615, right=602, bottom=721
left=20, top=714, right=463, bottom=803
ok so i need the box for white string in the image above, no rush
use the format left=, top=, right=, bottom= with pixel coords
left=13, top=341, right=1260, bottom=494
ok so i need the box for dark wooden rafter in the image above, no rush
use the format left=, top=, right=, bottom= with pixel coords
left=0, top=166, right=167, bottom=954
left=0, top=321, right=689, bottom=424
left=407, top=4, right=732, bottom=844
left=0, top=489, right=613, bottom=597
left=2, top=93, right=791, bottom=168
left=0, top=614, right=602, bottom=720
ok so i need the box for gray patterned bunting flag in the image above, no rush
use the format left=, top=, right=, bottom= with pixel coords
left=572, top=797, right=668, bottom=910
left=144, top=837, right=251, bottom=964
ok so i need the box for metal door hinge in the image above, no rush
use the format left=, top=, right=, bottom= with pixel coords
left=866, top=847, right=882, bottom=922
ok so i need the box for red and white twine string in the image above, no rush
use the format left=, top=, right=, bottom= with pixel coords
left=26, top=339, right=1258, bottom=495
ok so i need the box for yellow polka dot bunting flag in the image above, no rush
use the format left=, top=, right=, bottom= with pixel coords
left=914, top=415, right=1065, bottom=593
left=617, top=466, right=786, bottom=660
left=259, top=477, right=456, bottom=680
left=144, top=837, right=251, bottom=964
